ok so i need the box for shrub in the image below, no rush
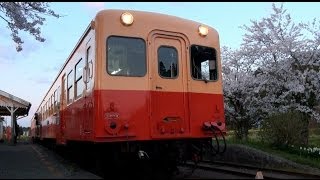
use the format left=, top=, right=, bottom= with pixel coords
left=259, top=111, right=308, bottom=147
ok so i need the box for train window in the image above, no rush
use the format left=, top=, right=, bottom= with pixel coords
left=54, top=90, right=57, bottom=112
left=86, top=47, right=90, bottom=89
left=42, top=105, right=44, bottom=120
left=52, top=94, right=54, bottom=114
left=67, top=70, right=74, bottom=104
left=64, top=76, right=67, bottom=103
left=40, top=107, right=42, bottom=121
left=45, top=102, right=48, bottom=119
left=190, top=45, right=217, bottom=81
left=48, top=97, right=51, bottom=115
left=75, top=58, right=84, bottom=99
left=158, top=46, right=178, bottom=78
left=107, top=36, right=146, bottom=77
left=47, top=101, right=49, bottom=117
left=51, top=95, right=54, bottom=114
left=57, top=86, right=60, bottom=107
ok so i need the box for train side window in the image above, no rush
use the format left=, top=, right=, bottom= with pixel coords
left=57, top=86, right=60, bottom=108
left=42, top=105, right=44, bottom=120
left=48, top=97, right=52, bottom=116
left=49, top=96, right=51, bottom=115
left=48, top=100, right=50, bottom=116
left=47, top=101, right=49, bottom=118
left=67, top=70, right=74, bottom=104
left=51, top=94, right=54, bottom=114
left=158, top=46, right=178, bottom=78
left=45, top=101, right=48, bottom=119
left=86, top=46, right=93, bottom=90
left=44, top=102, right=46, bottom=119
left=40, top=107, right=42, bottom=121
left=75, top=58, right=84, bottom=99
left=107, top=36, right=146, bottom=77
left=190, top=45, right=217, bottom=81
left=64, top=76, right=67, bottom=103
left=45, top=102, right=48, bottom=119
left=54, top=90, right=57, bottom=112
left=48, top=97, right=51, bottom=115
left=49, top=95, right=51, bottom=115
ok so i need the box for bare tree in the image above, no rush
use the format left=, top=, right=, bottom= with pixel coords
left=0, top=2, right=60, bottom=51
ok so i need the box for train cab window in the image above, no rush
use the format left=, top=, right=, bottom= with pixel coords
left=75, top=58, right=84, bottom=99
left=107, top=36, right=146, bottom=77
left=158, top=46, right=178, bottom=78
left=67, top=70, right=74, bottom=104
left=191, top=45, right=217, bottom=81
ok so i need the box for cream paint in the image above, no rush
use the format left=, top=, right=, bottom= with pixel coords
left=95, top=10, right=223, bottom=94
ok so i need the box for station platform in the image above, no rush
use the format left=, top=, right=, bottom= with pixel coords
left=0, top=141, right=102, bottom=179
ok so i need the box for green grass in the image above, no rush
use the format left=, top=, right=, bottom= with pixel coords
left=226, top=129, right=320, bottom=170
left=309, top=134, right=320, bottom=147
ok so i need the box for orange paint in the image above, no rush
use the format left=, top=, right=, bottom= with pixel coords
left=50, top=90, right=224, bottom=142
left=30, top=9, right=225, bottom=146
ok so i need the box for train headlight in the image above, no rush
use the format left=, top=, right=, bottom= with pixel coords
left=121, top=12, right=134, bottom=26
left=198, top=25, right=208, bottom=36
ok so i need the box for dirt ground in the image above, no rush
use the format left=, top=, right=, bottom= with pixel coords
left=0, top=141, right=102, bottom=179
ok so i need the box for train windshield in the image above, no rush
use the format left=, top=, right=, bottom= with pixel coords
left=191, top=45, right=217, bottom=81
left=107, top=36, right=146, bottom=77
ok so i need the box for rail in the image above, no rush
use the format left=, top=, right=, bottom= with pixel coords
left=180, top=160, right=320, bottom=179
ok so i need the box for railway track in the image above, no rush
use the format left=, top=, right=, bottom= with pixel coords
left=178, top=160, right=320, bottom=179
left=40, top=142, right=320, bottom=179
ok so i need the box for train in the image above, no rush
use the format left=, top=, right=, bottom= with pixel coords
left=30, top=9, right=226, bottom=178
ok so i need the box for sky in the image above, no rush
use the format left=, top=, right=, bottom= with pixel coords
left=0, top=2, right=320, bottom=127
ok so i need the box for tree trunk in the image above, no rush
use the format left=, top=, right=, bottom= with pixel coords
left=234, top=120, right=249, bottom=142
left=301, top=113, right=309, bottom=146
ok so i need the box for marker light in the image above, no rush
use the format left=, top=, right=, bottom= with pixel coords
left=198, top=25, right=209, bottom=36
left=121, top=12, right=134, bottom=26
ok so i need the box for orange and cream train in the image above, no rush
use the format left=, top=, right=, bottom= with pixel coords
left=30, top=9, right=226, bottom=174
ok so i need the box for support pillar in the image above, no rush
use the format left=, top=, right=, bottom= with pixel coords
left=13, top=114, right=17, bottom=144
left=6, top=106, right=18, bottom=145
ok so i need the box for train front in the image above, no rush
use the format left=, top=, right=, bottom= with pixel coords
left=93, top=9, right=226, bottom=158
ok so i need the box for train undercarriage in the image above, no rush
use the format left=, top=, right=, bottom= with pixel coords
left=34, top=134, right=226, bottom=179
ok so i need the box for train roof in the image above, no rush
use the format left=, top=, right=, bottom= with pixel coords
left=95, top=9, right=219, bottom=34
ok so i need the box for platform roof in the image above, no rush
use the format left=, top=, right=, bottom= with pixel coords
left=0, top=89, right=31, bottom=117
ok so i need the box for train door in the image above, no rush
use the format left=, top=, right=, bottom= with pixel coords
left=82, top=42, right=94, bottom=137
left=149, top=31, right=190, bottom=138
left=57, top=74, right=67, bottom=144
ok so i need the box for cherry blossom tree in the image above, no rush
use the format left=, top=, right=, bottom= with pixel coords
left=0, top=2, right=60, bottom=51
left=240, top=3, right=320, bottom=121
left=222, top=46, right=265, bottom=140
left=222, top=3, right=320, bottom=142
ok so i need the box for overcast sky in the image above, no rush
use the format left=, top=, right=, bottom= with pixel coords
left=1, top=2, right=319, bottom=127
